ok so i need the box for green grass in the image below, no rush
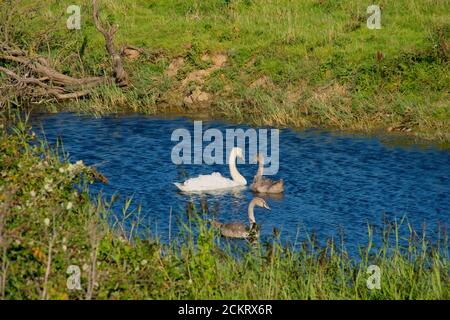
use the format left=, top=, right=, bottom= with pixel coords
left=0, top=118, right=448, bottom=299
left=0, top=0, right=449, bottom=141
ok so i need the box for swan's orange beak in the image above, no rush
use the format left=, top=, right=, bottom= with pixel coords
left=264, top=204, right=271, bottom=210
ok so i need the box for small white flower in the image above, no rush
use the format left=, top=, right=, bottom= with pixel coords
left=59, top=167, right=65, bottom=173
left=44, top=218, right=50, bottom=227
left=66, top=202, right=73, bottom=210
left=82, top=263, right=89, bottom=271
left=141, top=259, right=148, bottom=266
left=62, top=245, right=67, bottom=252
left=67, top=160, right=84, bottom=174
left=44, top=184, right=53, bottom=193
left=30, top=190, right=36, bottom=197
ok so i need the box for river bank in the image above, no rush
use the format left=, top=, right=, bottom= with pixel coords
left=1, top=0, right=449, bottom=141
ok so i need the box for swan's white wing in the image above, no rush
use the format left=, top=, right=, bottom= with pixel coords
left=175, top=172, right=242, bottom=192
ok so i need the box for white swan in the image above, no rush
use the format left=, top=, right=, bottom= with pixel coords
left=174, top=147, right=247, bottom=192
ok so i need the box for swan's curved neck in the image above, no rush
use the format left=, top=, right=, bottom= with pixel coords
left=248, top=199, right=256, bottom=225
left=256, top=154, right=264, bottom=179
left=229, top=149, right=246, bottom=185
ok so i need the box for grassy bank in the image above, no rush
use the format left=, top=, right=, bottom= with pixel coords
left=0, top=120, right=448, bottom=299
left=0, top=0, right=449, bottom=141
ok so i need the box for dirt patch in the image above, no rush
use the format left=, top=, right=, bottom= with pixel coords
left=162, top=53, right=227, bottom=107
left=181, top=53, right=227, bottom=87
left=121, top=47, right=140, bottom=60
left=166, top=57, right=185, bottom=77
left=183, top=88, right=212, bottom=104
left=164, top=53, right=227, bottom=106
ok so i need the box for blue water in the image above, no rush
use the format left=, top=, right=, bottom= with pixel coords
left=31, top=113, right=450, bottom=254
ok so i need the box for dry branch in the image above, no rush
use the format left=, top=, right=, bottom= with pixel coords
left=92, top=0, right=129, bottom=87
left=0, top=0, right=129, bottom=104
left=0, top=66, right=91, bottom=100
